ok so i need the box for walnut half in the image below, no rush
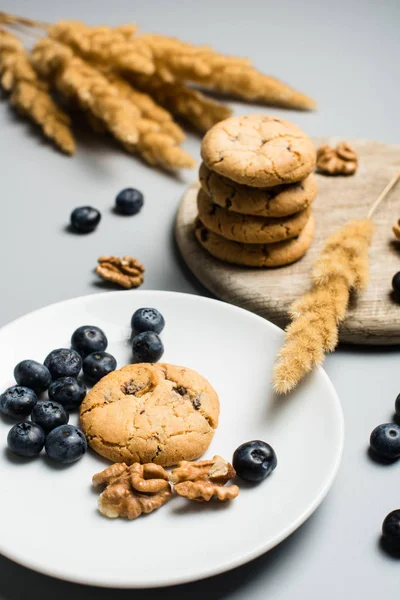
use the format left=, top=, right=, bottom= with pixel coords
left=96, top=255, right=145, bottom=289
left=316, top=142, right=358, bottom=176
left=170, top=455, right=239, bottom=502
left=93, top=462, right=172, bottom=519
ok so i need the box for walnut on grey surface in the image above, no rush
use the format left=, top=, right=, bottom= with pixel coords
left=96, top=255, right=145, bottom=289
left=170, top=455, right=239, bottom=502
left=316, top=142, right=358, bottom=176
left=93, top=462, right=172, bottom=520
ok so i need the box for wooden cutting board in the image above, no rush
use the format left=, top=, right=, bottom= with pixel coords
left=175, top=138, right=400, bottom=345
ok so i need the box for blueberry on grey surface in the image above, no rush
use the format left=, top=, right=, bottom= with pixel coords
left=382, top=510, right=400, bottom=548
left=370, top=423, right=400, bottom=460
left=7, top=422, right=45, bottom=457
left=395, top=394, right=400, bottom=417
left=48, top=377, right=87, bottom=411
left=0, top=386, right=37, bottom=418
left=233, top=440, right=277, bottom=482
left=14, top=360, right=51, bottom=393
left=115, top=188, right=144, bottom=215
left=132, top=331, right=164, bottom=363
left=71, top=325, right=108, bottom=358
left=31, top=400, right=69, bottom=433
left=131, top=307, right=165, bottom=334
left=70, top=206, right=101, bottom=233
left=45, top=424, right=87, bottom=464
left=44, top=348, right=82, bottom=379
left=82, top=352, right=117, bottom=382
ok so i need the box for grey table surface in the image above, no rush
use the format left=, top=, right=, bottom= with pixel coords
left=1, top=0, right=400, bottom=598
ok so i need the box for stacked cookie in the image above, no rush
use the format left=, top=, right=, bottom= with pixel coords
left=195, top=115, right=317, bottom=267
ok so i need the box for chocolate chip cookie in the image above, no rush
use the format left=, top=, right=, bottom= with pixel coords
left=195, top=215, right=315, bottom=267
left=201, top=114, right=316, bottom=187
left=80, top=363, right=220, bottom=467
left=199, top=163, right=317, bottom=218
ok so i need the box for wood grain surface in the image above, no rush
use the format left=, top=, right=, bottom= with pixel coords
left=175, top=138, right=400, bottom=345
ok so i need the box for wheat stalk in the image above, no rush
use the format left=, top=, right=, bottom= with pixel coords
left=0, top=28, right=75, bottom=154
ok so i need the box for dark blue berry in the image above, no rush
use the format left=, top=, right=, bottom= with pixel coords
left=82, top=352, right=117, bottom=382
left=7, top=422, right=45, bottom=457
left=44, top=348, right=82, bottom=379
left=370, top=423, right=400, bottom=460
left=395, top=394, right=400, bottom=418
left=132, top=331, right=164, bottom=363
left=31, top=400, right=69, bottom=433
left=48, top=377, right=87, bottom=410
left=45, top=424, right=87, bottom=464
left=14, top=359, right=51, bottom=393
left=115, top=188, right=144, bottom=215
left=131, top=308, right=165, bottom=334
left=70, top=206, right=101, bottom=233
left=392, top=272, right=400, bottom=294
left=71, top=325, right=108, bottom=358
left=0, top=386, right=37, bottom=418
left=233, top=440, right=277, bottom=482
left=382, top=510, right=400, bottom=547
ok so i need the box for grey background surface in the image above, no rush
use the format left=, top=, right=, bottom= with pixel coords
left=1, top=0, right=400, bottom=598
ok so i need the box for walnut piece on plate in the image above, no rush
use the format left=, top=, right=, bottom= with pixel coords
left=92, top=462, right=172, bottom=519
left=316, top=142, right=358, bottom=176
left=170, top=455, right=239, bottom=502
left=96, top=255, right=145, bottom=289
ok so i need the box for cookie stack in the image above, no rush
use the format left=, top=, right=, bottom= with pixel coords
left=195, top=115, right=317, bottom=267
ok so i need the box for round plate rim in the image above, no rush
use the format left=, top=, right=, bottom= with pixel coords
left=0, top=290, right=344, bottom=588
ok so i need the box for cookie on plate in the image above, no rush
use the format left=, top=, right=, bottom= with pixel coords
left=80, top=363, right=220, bottom=467
left=201, top=114, right=316, bottom=187
left=195, top=215, right=315, bottom=267
left=197, top=188, right=311, bottom=244
left=199, top=163, right=317, bottom=218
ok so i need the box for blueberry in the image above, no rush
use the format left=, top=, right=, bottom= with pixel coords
left=71, top=325, right=108, bottom=358
left=7, top=422, right=45, bottom=457
left=31, top=400, right=69, bottom=433
left=70, top=206, right=101, bottom=233
left=0, top=386, right=37, bottom=418
left=14, top=359, right=51, bottom=393
left=48, top=377, right=87, bottom=410
left=115, top=188, right=144, bottom=215
left=131, top=307, right=165, bottom=334
left=392, top=272, right=400, bottom=294
left=45, top=424, right=87, bottom=464
left=382, top=510, right=400, bottom=548
left=370, top=423, right=400, bottom=460
left=233, top=440, right=277, bottom=482
left=44, top=348, right=82, bottom=379
left=395, top=394, right=400, bottom=418
left=82, top=352, right=117, bottom=383
left=132, top=331, right=164, bottom=363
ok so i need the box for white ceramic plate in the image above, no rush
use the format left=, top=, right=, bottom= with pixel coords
left=0, top=291, right=343, bottom=588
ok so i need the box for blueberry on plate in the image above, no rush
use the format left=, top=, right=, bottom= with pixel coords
left=233, top=440, right=277, bottom=483
left=382, top=510, right=400, bottom=548
left=115, top=188, right=144, bottom=215
left=82, top=352, right=117, bottom=383
left=14, top=359, right=51, bottom=393
left=44, top=348, right=82, bottom=379
left=370, top=423, right=400, bottom=460
left=0, top=386, right=37, bottom=418
left=131, top=307, right=165, bottom=334
left=132, top=331, right=164, bottom=363
left=31, top=400, right=69, bottom=433
left=48, top=377, right=87, bottom=411
left=70, top=206, right=101, bottom=233
left=45, top=424, right=87, bottom=464
left=71, top=325, right=108, bottom=358
left=7, top=422, right=45, bottom=457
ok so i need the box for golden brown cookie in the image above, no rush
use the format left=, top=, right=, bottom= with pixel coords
left=194, top=215, right=315, bottom=267
left=80, top=363, right=220, bottom=467
left=199, top=163, right=317, bottom=218
left=197, top=188, right=311, bottom=244
left=201, top=114, right=316, bottom=187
